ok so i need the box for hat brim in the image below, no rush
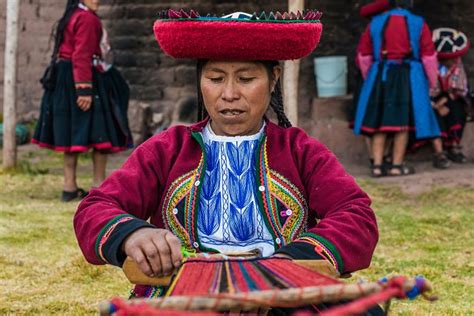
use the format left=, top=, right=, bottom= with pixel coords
left=433, top=27, right=470, bottom=60
left=359, top=0, right=390, bottom=18
left=437, top=46, right=470, bottom=59
left=154, top=20, right=323, bottom=61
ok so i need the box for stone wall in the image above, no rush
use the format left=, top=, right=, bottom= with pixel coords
left=0, top=0, right=473, bottom=144
left=0, top=0, right=65, bottom=121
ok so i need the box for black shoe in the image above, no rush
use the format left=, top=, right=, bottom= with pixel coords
left=61, top=188, right=88, bottom=202
left=446, top=146, right=467, bottom=163
left=370, top=164, right=387, bottom=177
left=387, top=163, right=416, bottom=176
left=433, top=153, right=451, bottom=169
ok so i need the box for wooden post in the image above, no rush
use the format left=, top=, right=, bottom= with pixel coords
left=283, top=0, right=304, bottom=127
left=3, top=0, right=21, bottom=169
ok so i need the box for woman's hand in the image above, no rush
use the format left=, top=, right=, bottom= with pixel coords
left=271, top=253, right=293, bottom=260
left=77, top=96, right=92, bottom=111
left=437, top=105, right=450, bottom=117
left=122, top=228, right=183, bottom=277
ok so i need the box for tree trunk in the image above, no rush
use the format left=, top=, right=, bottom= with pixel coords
left=283, top=0, right=304, bottom=127
left=3, top=0, right=21, bottom=169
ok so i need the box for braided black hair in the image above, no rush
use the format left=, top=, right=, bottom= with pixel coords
left=40, top=0, right=79, bottom=89
left=50, top=0, right=80, bottom=59
left=195, top=60, right=292, bottom=128
left=196, top=59, right=208, bottom=121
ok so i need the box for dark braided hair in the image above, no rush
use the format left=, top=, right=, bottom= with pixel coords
left=40, top=0, right=79, bottom=89
left=51, top=0, right=80, bottom=59
left=195, top=60, right=292, bottom=128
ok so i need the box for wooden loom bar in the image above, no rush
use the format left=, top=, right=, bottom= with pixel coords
left=100, top=279, right=429, bottom=315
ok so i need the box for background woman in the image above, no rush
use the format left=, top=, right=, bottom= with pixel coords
left=33, top=0, right=132, bottom=201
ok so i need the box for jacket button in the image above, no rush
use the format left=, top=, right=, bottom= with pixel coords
left=193, top=242, right=199, bottom=248
left=275, top=238, right=281, bottom=244
left=258, top=186, right=265, bottom=192
left=172, top=208, right=178, bottom=215
left=286, top=209, right=292, bottom=216
left=194, top=180, right=201, bottom=186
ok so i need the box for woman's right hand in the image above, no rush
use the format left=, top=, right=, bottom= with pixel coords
left=438, top=105, right=450, bottom=117
left=122, top=227, right=183, bottom=277
left=77, top=95, right=92, bottom=111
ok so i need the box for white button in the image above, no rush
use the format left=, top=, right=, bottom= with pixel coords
left=193, top=242, right=199, bottom=248
left=258, top=186, right=265, bottom=192
left=286, top=209, right=293, bottom=216
left=194, top=180, right=201, bottom=186
left=275, top=238, right=281, bottom=244
left=172, top=208, right=178, bottom=215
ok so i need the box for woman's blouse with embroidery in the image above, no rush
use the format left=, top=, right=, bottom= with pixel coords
left=199, top=123, right=274, bottom=256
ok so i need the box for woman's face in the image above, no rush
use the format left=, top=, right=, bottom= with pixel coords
left=81, top=0, right=100, bottom=12
left=200, top=61, right=281, bottom=136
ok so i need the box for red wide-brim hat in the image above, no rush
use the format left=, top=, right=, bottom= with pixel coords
left=359, top=0, right=390, bottom=19
left=153, top=9, right=323, bottom=61
left=433, top=27, right=470, bottom=59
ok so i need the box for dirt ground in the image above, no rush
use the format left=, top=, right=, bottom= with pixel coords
left=346, top=160, right=474, bottom=194
left=14, top=143, right=473, bottom=196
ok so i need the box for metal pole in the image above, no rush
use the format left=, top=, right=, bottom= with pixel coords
left=3, top=0, right=20, bottom=169
left=283, top=0, right=304, bottom=126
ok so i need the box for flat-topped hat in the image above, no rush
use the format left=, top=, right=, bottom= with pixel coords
left=359, top=0, right=390, bottom=18
left=432, top=27, right=470, bottom=59
left=153, top=9, right=323, bottom=61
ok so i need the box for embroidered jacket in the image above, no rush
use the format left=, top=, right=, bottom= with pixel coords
left=74, top=119, right=378, bottom=277
left=58, top=6, right=102, bottom=88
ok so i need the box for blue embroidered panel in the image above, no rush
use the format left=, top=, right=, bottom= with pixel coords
left=199, top=125, right=274, bottom=255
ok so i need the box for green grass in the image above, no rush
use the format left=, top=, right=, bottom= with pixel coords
left=0, top=152, right=473, bottom=314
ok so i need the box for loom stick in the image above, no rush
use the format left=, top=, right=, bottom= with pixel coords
left=122, top=257, right=340, bottom=286
left=99, top=278, right=431, bottom=314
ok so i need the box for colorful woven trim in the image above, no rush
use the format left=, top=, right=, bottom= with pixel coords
left=162, top=170, right=196, bottom=248
left=145, top=286, right=166, bottom=298
left=157, top=8, right=322, bottom=22
left=95, top=214, right=135, bottom=263
left=269, top=170, right=307, bottom=242
left=153, top=9, right=323, bottom=60
left=253, top=136, right=310, bottom=249
left=255, top=136, right=284, bottom=246
left=163, top=132, right=207, bottom=251
left=185, top=153, right=205, bottom=248
left=295, top=233, right=344, bottom=273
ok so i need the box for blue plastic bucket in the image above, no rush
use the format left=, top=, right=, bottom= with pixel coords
left=313, top=56, right=348, bottom=97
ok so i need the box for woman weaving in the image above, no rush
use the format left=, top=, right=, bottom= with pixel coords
left=74, top=9, right=380, bottom=313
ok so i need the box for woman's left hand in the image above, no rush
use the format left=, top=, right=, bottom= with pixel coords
left=77, top=96, right=92, bottom=111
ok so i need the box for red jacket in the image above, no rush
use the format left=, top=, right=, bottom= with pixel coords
left=58, top=7, right=102, bottom=86
left=74, top=119, right=378, bottom=279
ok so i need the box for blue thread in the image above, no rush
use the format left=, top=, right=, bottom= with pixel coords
left=378, top=276, right=389, bottom=284
left=109, top=304, right=117, bottom=314
left=406, top=276, right=426, bottom=300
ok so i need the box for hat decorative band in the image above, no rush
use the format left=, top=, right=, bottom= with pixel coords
left=432, top=27, right=470, bottom=59
left=153, top=9, right=323, bottom=61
